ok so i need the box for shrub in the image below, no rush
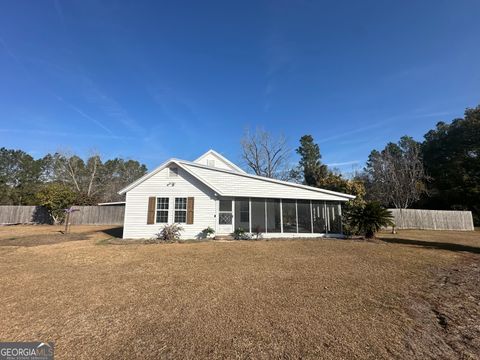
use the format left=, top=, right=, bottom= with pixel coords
left=155, top=223, right=184, bottom=242
left=201, top=226, right=215, bottom=238
left=344, top=202, right=394, bottom=239
left=232, top=228, right=251, bottom=240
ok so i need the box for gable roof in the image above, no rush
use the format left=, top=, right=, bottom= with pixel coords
left=118, top=150, right=355, bottom=201
left=194, top=149, right=246, bottom=173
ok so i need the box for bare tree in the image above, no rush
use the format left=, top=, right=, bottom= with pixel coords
left=241, top=128, right=292, bottom=180
left=365, top=136, right=428, bottom=208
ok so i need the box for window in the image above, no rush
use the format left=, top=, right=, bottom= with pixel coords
left=282, top=199, right=297, bottom=233
left=156, top=197, right=169, bottom=223
left=266, top=199, right=281, bottom=233
left=312, top=201, right=326, bottom=233
left=219, top=200, right=233, bottom=224
left=174, top=197, right=187, bottom=223
left=297, top=200, right=312, bottom=233
left=234, top=198, right=249, bottom=231
left=169, top=167, right=178, bottom=177
left=207, top=159, right=215, bottom=167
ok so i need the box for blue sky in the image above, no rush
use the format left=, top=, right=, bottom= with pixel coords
left=1, top=0, right=479, bottom=173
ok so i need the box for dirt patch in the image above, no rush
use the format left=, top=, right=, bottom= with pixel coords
left=401, top=255, right=480, bottom=359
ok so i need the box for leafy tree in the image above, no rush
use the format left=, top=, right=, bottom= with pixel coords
left=0, top=148, right=43, bottom=205
left=421, top=105, right=480, bottom=224
left=36, top=183, right=77, bottom=224
left=295, top=135, right=328, bottom=186
left=40, top=152, right=147, bottom=203
left=345, top=202, right=394, bottom=238
left=316, top=171, right=366, bottom=207
left=98, top=159, right=147, bottom=201
left=364, top=136, right=428, bottom=209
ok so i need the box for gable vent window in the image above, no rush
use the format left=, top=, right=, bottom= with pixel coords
left=174, top=197, right=187, bottom=223
left=169, top=167, right=179, bottom=177
left=207, top=159, right=215, bottom=167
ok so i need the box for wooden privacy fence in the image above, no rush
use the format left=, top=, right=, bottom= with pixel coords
left=0, top=206, right=51, bottom=224
left=0, top=205, right=125, bottom=225
left=68, top=206, right=124, bottom=225
left=388, top=209, right=474, bottom=231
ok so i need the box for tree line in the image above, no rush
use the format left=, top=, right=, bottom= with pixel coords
left=241, top=105, right=480, bottom=225
left=0, top=150, right=147, bottom=207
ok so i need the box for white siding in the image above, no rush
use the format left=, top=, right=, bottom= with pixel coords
left=183, top=164, right=350, bottom=201
left=123, top=167, right=217, bottom=239
left=194, top=152, right=239, bottom=172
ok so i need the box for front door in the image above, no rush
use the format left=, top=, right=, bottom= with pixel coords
left=217, top=199, right=233, bottom=234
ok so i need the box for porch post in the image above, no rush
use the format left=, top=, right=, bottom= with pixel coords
left=295, top=200, right=299, bottom=233
left=310, top=200, right=314, bottom=233
left=280, top=199, right=283, bottom=233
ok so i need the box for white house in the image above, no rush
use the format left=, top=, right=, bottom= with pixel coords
left=119, top=149, right=355, bottom=239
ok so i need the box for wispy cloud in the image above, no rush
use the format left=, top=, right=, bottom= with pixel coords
left=326, top=160, right=360, bottom=167
left=318, top=110, right=452, bottom=144
left=53, top=94, right=114, bottom=134
left=0, top=128, right=133, bottom=140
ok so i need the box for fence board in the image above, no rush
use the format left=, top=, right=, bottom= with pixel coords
left=0, top=205, right=124, bottom=225
left=388, top=209, right=474, bottom=231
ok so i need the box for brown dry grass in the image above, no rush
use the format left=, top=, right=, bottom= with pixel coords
left=0, top=226, right=479, bottom=359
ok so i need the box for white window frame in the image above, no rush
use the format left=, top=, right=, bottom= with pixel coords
left=174, top=197, right=187, bottom=223
left=155, top=197, right=169, bottom=224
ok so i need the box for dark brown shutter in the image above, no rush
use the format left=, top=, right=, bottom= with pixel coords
left=147, top=197, right=156, bottom=224
left=187, top=197, right=194, bottom=224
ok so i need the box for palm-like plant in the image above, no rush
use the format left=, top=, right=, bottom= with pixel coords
left=345, top=202, right=394, bottom=239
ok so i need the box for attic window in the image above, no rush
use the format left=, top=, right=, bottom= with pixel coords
left=169, top=167, right=179, bottom=177
left=207, top=159, right=215, bottom=167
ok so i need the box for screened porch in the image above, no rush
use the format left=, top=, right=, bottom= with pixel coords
left=217, top=197, right=343, bottom=235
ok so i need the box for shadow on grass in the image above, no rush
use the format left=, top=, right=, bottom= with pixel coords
left=102, top=226, right=123, bottom=238
left=380, top=237, right=480, bottom=255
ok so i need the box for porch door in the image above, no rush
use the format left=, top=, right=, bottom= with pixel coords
left=217, top=199, right=233, bottom=234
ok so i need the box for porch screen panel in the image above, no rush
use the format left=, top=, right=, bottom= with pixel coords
left=327, top=202, right=342, bottom=233
left=297, top=200, right=312, bottom=233
left=251, top=198, right=266, bottom=232
left=234, top=198, right=250, bottom=231
left=266, top=199, right=281, bottom=233
left=312, top=201, right=326, bottom=233
left=282, top=199, right=297, bottom=233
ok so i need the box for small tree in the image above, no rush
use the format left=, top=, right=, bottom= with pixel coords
left=36, top=183, right=77, bottom=224
left=345, top=202, right=394, bottom=239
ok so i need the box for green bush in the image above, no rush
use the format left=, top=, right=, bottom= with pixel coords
left=344, top=202, right=394, bottom=239
left=232, top=228, right=251, bottom=240
left=201, top=226, right=215, bottom=238
left=36, top=183, right=77, bottom=224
